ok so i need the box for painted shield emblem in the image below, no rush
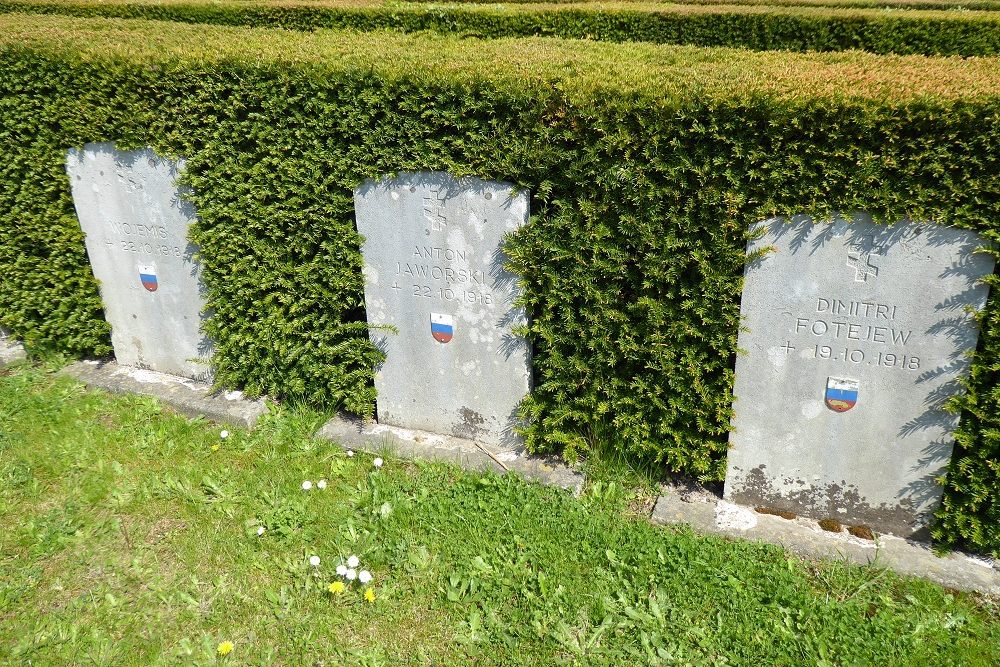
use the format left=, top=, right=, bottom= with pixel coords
left=430, top=313, right=454, bottom=344
left=825, top=377, right=859, bottom=413
left=138, top=263, right=158, bottom=292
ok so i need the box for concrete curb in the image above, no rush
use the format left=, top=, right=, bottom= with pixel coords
left=0, top=334, right=27, bottom=366
left=315, top=415, right=584, bottom=494
left=60, top=360, right=268, bottom=428
left=652, top=487, right=1000, bottom=595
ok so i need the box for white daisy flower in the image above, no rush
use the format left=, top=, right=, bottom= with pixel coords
left=309, top=555, right=321, bottom=567
left=346, top=568, right=357, bottom=580
left=257, top=526, right=265, bottom=536
left=358, top=570, right=372, bottom=584
left=347, top=555, right=360, bottom=568
left=373, top=458, right=384, bottom=469
left=346, top=450, right=355, bottom=457
left=336, top=564, right=347, bottom=576
left=302, top=480, right=313, bottom=491
left=220, top=430, right=229, bottom=439
left=317, top=479, right=327, bottom=490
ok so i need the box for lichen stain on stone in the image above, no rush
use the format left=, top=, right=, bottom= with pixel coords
left=730, top=464, right=922, bottom=536
left=818, top=518, right=843, bottom=533
left=848, top=525, right=876, bottom=540
left=755, top=506, right=796, bottom=520
left=453, top=406, right=486, bottom=440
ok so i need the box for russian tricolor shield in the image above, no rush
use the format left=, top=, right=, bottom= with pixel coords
left=430, top=313, right=454, bottom=344
left=825, top=377, right=859, bottom=413
left=138, top=263, right=158, bottom=292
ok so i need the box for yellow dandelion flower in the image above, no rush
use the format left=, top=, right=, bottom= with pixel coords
left=211, top=444, right=220, bottom=452
left=217, top=641, right=234, bottom=656
left=328, top=581, right=345, bottom=594
left=364, top=587, right=376, bottom=603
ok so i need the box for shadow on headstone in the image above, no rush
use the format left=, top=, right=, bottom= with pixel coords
left=354, top=172, right=530, bottom=448
left=66, top=142, right=212, bottom=381
left=725, top=214, right=994, bottom=537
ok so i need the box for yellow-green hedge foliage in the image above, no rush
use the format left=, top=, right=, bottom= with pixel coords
left=4, top=0, right=1000, bottom=56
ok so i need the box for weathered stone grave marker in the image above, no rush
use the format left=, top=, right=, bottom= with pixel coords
left=725, top=214, right=994, bottom=537
left=66, top=143, right=211, bottom=380
left=355, top=172, right=530, bottom=447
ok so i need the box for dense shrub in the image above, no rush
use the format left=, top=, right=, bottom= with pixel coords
left=2, top=15, right=1000, bottom=551
left=4, top=0, right=1000, bottom=56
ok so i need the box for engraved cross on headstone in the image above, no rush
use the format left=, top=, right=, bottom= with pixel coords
left=423, top=188, right=448, bottom=231
left=846, top=235, right=885, bottom=282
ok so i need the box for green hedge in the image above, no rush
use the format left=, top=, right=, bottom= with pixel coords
left=5, top=0, right=1000, bottom=56
left=408, top=0, right=1000, bottom=8
left=664, top=0, right=1000, bottom=11
left=3, top=15, right=1000, bottom=553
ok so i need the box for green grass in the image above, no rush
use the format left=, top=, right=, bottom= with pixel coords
left=2, top=360, right=999, bottom=665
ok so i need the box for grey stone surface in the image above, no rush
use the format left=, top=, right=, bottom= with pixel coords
left=61, top=360, right=267, bottom=427
left=725, top=214, right=994, bottom=537
left=315, top=415, right=584, bottom=493
left=66, top=143, right=211, bottom=381
left=354, top=172, right=530, bottom=447
left=0, top=331, right=27, bottom=366
left=651, top=491, right=1000, bottom=595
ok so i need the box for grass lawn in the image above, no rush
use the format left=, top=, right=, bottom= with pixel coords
left=1, top=361, right=998, bottom=665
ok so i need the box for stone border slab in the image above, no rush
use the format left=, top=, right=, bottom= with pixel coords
left=0, top=335, right=27, bottom=366
left=61, top=360, right=267, bottom=427
left=315, top=415, right=584, bottom=493
left=652, top=487, right=1000, bottom=595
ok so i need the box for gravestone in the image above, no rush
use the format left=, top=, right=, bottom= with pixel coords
left=66, top=143, right=211, bottom=381
left=0, top=328, right=27, bottom=365
left=725, top=214, right=994, bottom=537
left=355, top=172, right=530, bottom=447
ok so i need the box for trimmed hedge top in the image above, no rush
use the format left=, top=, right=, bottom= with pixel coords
left=3, top=14, right=1000, bottom=100
left=665, top=0, right=1000, bottom=10
left=5, top=0, right=1000, bottom=55
left=6, top=0, right=998, bottom=10
left=7, top=0, right=1000, bottom=23
left=7, top=0, right=1000, bottom=9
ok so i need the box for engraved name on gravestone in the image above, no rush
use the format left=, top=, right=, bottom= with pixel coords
left=355, top=172, right=530, bottom=447
left=66, top=143, right=211, bottom=380
left=725, top=214, right=994, bottom=537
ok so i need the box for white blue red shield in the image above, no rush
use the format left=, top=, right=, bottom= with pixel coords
left=138, top=263, right=158, bottom=292
left=430, top=312, right=454, bottom=344
left=825, top=377, right=859, bottom=412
